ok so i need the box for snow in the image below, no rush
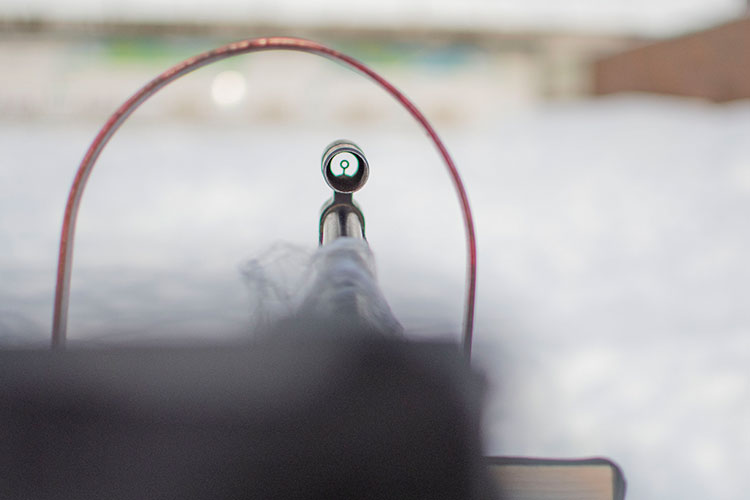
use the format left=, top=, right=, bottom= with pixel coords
left=2, top=94, right=750, bottom=499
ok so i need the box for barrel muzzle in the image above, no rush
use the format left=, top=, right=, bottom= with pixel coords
left=319, top=140, right=369, bottom=245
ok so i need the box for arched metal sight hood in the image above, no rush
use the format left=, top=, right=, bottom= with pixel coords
left=50, top=37, right=477, bottom=357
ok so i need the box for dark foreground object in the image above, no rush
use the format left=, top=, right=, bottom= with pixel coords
left=1, top=339, right=494, bottom=500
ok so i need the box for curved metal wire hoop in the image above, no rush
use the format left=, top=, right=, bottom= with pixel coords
left=51, top=37, right=477, bottom=357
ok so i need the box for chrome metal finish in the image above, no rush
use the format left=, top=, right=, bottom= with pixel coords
left=319, top=192, right=365, bottom=244
left=321, top=140, right=369, bottom=194
left=319, top=141, right=369, bottom=245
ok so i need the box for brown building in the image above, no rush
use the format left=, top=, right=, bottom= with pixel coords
left=594, top=17, right=750, bottom=102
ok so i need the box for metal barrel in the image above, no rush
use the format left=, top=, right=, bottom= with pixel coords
left=319, top=140, right=368, bottom=244
left=321, top=140, right=369, bottom=193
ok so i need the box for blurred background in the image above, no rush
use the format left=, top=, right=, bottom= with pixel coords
left=2, top=1, right=750, bottom=499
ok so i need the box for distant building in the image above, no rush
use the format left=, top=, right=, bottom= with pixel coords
left=594, top=17, right=750, bottom=102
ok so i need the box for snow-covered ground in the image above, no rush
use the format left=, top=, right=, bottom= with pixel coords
left=2, top=95, right=749, bottom=499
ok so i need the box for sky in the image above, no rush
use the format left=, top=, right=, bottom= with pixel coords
left=1, top=0, right=747, bottom=36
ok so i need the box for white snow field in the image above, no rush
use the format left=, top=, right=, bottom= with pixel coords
left=2, top=95, right=749, bottom=499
